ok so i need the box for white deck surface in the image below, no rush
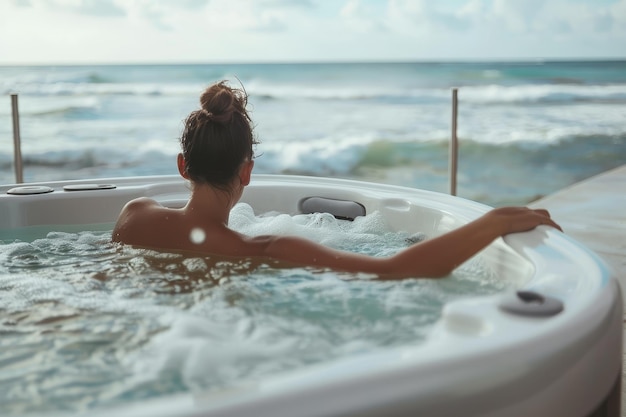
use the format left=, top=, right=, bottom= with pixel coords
left=530, top=164, right=626, bottom=415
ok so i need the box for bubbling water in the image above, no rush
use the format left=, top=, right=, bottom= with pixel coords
left=0, top=203, right=508, bottom=415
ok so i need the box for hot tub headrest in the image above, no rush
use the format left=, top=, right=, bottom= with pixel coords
left=298, top=197, right=366, bottom=221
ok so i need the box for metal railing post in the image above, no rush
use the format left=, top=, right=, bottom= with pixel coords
left=449, top=88, right=458, bottom=196
left=11, top=93, right=24, bottom=184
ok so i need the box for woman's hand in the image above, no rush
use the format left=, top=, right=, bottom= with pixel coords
left=485, top=207, right=562, bottom=235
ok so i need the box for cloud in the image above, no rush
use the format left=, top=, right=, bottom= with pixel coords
left=1, top=0, right=624, bottom=64
left=45, top=0, right=126, bottom=17
left=258, top=0, right=314, bottom=8
left=245, top=13, right=288, bottom=32
left=10, top=0, right=33, bottom=7
left=491, top=0, right=546, bottom=32
left=610, top=0, right=626, bottom=33
left=137, top=3, right=173, bottom=31
left=386, top=0, right=626, bottom=42
left=386, top=0, right=475, bottom=37
left=340, top=0, right=387, bottom=33
left=120, top=0, right=212, bottom=31
left=195, top=0, right=316, bottom=34
left=176, top=0, right=211, bottom=9
left=10, top=0, right=214, bottom=28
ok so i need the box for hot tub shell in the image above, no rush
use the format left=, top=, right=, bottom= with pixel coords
left=0, top=174, right=621, bottom=417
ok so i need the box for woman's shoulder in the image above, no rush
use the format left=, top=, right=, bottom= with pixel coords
left=122, top=197, right=161, bottom=211
left=117, top=197, right=165, bottom=223
left=112, top=197, right=165, bottom=243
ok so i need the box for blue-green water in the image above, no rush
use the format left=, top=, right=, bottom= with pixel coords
left=0, top=207, right=506, bottom=415
left=1, top=60, right=625, bottom=205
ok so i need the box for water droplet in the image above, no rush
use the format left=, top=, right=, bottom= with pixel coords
left=190, top=228, right=206, bottom=245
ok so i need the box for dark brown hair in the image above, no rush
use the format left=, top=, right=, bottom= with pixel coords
left=180, top=81, right=257, bottom=188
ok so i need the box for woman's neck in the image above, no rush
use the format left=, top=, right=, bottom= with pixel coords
left=185, top=183, right=237, bottom=225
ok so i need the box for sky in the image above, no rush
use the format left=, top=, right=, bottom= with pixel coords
left=0, top=0, right=625, bottom=64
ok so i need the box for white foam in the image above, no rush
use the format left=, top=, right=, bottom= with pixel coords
left=229, top=203, right=408, bottom=254
left=459, top=83, right=626, bottom=104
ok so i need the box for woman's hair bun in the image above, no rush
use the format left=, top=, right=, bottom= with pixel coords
left=199, top=81, right=247, bottom=124
left=180, top=80, right=257, bottom=188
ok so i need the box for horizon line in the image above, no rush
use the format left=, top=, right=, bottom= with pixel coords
left=1, top=57, right=625, bottom=67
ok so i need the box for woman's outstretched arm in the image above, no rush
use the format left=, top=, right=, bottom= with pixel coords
left=241, top=207, right=561, bottom=279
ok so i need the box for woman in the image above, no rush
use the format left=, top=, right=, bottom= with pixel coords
left=112, top=81, right=561, bottom=279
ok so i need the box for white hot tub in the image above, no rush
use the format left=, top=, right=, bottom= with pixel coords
left=0, top=174, right=621, bottom=417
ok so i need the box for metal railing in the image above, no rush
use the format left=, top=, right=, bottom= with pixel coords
left=449, top=88, right=459, bottom=196
left=9, top=91, right=461, bottom=192
left=11, top=94, right=24, bottom=184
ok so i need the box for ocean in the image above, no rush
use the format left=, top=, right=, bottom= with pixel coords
left=1, top=61, right=625, bottom=207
